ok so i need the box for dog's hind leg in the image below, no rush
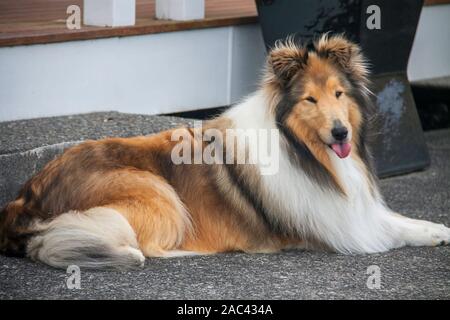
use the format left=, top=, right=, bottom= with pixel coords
left=26, top=169, right=193, bottom=269
left=104, top=171, right=193, bottom=259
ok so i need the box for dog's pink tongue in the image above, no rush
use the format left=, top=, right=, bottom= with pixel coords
left=331, top=143, right=351, bottom=159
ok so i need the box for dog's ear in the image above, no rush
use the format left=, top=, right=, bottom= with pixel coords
left=268, top=39, right=308, bottom=87
left=315, top=34, right=369, bottom=87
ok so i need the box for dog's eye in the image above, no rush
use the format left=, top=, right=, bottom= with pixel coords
left=335, top=91, right=343, bottom=98
left=305, top=96, right=317, bottom=104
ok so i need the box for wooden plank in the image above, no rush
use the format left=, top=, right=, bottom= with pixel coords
left=0, top=0, right=257, bottom=47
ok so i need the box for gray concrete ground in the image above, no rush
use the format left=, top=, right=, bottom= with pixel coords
left=0, top=112, right=449, bottom=299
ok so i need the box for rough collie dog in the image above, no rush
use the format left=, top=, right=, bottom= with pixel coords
left=1, top=35, right=449, bottom=269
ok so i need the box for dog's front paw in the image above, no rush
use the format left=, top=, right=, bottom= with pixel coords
left=388, top=214, right=450, bottom=248
left=396, top=218, right=450, bottom=247
left=418, top=222, right=450, bottom=246
left=432, top=224, right=450, bottom=246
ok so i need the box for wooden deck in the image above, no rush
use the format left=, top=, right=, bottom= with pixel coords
left=0, top=0, right=446, bottom=47
left=0, top=0, right=257, bottom=47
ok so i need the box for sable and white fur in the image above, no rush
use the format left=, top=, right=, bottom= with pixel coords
left=0, top=34, right=449, bottom=269
left=227, top=90, right=449, bottom=253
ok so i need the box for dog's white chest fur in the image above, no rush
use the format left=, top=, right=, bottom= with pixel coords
left=261, top=145, right=390, bottom=252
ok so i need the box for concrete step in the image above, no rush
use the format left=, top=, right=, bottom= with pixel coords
left=0, top=112, right=193, bottom=208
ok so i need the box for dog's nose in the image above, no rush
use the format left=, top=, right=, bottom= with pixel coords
left=331, top=126, right=348, bottom=141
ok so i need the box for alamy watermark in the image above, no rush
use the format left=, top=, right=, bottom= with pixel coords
left=66, top=265, right=81, bottom=289
left=366, top=265, right=381, bottom=289
left=66, top=5, right=81, bottom=30
left=170, top=121, right=280, bottom=175
left=366, top=5, right=381, bottom=30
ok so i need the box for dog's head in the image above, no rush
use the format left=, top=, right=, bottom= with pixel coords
left=267, top=34, right=371, bottom=159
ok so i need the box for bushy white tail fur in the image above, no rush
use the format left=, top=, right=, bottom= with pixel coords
left=26, top=207, right=145, bottom=269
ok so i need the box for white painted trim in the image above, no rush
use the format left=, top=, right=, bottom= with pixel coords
left=226, top=27, right=234, bottom=106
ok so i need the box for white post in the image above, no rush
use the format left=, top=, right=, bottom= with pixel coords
left=84, top=0, right=136, bottom=27
left=155, top=0, right=205, bottom=21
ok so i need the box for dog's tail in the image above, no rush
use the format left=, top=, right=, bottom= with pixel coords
left=1, top=202, right=145, bottom=269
